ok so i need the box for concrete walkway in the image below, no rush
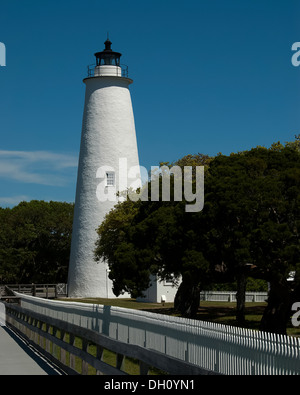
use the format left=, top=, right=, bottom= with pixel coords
left=0, top=326, right=62, bottom=375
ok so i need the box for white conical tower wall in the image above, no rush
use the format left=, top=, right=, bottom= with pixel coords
left=68, top=75, right=141, bottom=298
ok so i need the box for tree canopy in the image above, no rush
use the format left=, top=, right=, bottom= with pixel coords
left=203, top=141, right=300, bottom=327
left=0, top=200, right=74, bottom=283
left=95, top=137, right=300, bottom=332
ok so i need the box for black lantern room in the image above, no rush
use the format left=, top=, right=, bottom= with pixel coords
left=94, top=39, right=122, bottom=67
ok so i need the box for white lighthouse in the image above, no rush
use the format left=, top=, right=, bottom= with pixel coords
left=67, top=39, right=141, bottom=298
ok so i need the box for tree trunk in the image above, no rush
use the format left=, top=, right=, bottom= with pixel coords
left=236, top=271, right=246, bottom=325
left=174, top=280, right=200, bottom=318
left=260, top=280, right=291, bottom=335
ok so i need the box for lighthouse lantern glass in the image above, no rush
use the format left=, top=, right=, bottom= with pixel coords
left=95, top=40, right=122, bottom=68
left=97, top=53, right=120, bottom=67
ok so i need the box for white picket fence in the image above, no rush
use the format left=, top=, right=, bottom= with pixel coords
left=16, top=293, right=300, bottom=375
left=200, top=291, right=268, bottom=303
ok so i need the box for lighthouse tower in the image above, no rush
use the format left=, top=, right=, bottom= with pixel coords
left=68, top=39, right=141, bottom=298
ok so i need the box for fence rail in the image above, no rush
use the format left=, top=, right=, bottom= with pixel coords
left=14, top=292, right=300, bottom=375
left=4, top=284, right=67, bottom=299
left=4, top=302, right=217, bottom=375
left=200, top=291, right=268, bottom=303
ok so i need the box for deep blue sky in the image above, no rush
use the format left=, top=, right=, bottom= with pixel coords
left=0, top=0, right=299, bottom=207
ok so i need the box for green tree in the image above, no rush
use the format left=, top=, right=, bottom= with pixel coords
left=94, top=197, right=153, bottom=298
left=250, top=144, right=300, bottom=334
left=203, top=140, right=300, bottom=331
left=95, top=137, right=300, bottom=330
left=203, top=152, right=257, bottom=323
left=0, top=200, right=74, bottom=283
left=95, top=154, right=212, bottom=316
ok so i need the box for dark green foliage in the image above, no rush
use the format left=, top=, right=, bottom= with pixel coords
left=95, top=137, right=300, bottom=331
left=95, top=154, right=212, bottom=307
left=203, top=141, right=300, bottom=329
left=0, top=200, right=74, bottom=283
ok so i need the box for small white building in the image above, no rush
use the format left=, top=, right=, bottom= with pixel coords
left=138, top=275, right=179, bottom=303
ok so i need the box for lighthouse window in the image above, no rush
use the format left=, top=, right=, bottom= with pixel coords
left=106, top=172, right=115, bottom=187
